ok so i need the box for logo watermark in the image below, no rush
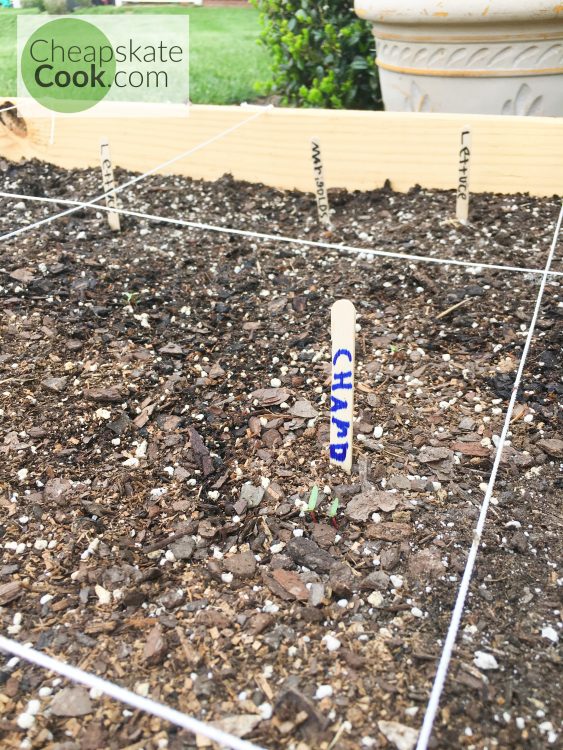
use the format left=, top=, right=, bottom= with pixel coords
left=17, top=15, right=189, bottom=117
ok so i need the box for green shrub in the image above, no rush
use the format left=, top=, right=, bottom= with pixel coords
left=20, top=0, right=46, bottom=9
left=42, top=0, right=70, bottom=12
left=41, top=0, right=92, bottom=12
left=252, top=0, right=381, bottom=109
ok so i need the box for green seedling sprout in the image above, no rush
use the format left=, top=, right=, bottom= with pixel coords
left=307, top=484, right=319, bottom=523
left=122, top=291, right=140, bottom=307
left=327, top=497, right=340, bottom=528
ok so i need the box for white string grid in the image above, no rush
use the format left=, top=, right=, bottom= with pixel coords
left=0, top=105, right=271, bottom=243
left=0, top=635, right=266, bottom=750
left=0, top=108, right=561, bottom=748
left=415, top=201, right=563, bottom=749
left=1, top=190, right=562, bottom=279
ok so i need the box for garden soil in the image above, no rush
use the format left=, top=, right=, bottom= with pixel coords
left=0, top=158, right=561, bottom=750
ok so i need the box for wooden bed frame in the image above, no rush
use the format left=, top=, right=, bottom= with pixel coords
left=0, top=102, right=562, bottom=196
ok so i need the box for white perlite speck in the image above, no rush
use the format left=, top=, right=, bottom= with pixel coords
left=94, top=584, right=111, bottom=605
left=322, top=634, right=341, bottom=652
left=473, top=651, right=499, bottom=670
left=378, top=720, right=418, bottom=750
left=258, top=703, right=273, bottom=720
left=541, top=626, right=558, bottom=643
left=134, top=682, right=150, bottom=697
left=26, top=700, right=40, bottom=715
left=17, top=712, right=35, bottom=730
left=368, top=591, right=384, bottom=608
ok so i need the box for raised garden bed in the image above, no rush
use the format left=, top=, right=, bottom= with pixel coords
left=0, top=155, right=561, bottom=749
left=1, top=104, right=563, bottom=196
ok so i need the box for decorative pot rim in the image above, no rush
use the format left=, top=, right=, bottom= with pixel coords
left=354, top=0, right=563, bottom=25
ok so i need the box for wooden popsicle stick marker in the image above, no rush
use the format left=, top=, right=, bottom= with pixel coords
left=456, top=127, right=471, bottom=225
left=100, top=138, right=121, bottom=232
left=330, top=299, right=356, bottom=474
left=311, top=138, right=332, bottom=230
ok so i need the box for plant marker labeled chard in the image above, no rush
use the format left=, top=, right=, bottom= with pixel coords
left=311, top=138, right=332, bottom=230
left=330, top=299, right=356, bottom=474
left=100, top=138, right=121, bottom=232
left=456, top=127, right=472, bottom=225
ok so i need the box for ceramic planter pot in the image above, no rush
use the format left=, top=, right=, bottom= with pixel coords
left=354, top=0, right=563, bottom=115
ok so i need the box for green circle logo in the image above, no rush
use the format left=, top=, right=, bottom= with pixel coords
left=21, top=19, right=116, bottom=114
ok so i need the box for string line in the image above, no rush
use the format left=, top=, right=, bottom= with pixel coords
left=1, top=190, right=561, bottom=279
left=0, top=636, right=267, bottom=750
left=0, top=105, right=271, bottom=243
left=415, top=202, right=563, bottom=750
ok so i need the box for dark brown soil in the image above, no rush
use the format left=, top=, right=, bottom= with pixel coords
left=0, top=158, right=561, bottom=750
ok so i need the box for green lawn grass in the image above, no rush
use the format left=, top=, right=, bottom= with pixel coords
left=0, top=6, right=270, bottom=105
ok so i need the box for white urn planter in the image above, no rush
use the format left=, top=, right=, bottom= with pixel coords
left=354, top=0, right=563, bottom=115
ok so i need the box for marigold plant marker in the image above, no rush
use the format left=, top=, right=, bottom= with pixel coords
left=100, top=138, right=121, bottom=231
left=330, top=299, right=356, bottom=474
left=311, top=137, right=332, bottom=230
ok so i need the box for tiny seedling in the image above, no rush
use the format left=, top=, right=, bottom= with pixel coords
left=307, top=484, right=319, bottom=523
left=327, top=497, right=340, bottom=528
left=122, top=291, right=140, bottom=307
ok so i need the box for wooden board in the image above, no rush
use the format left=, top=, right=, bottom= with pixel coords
left=0, top=102, right=562, bottom=196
